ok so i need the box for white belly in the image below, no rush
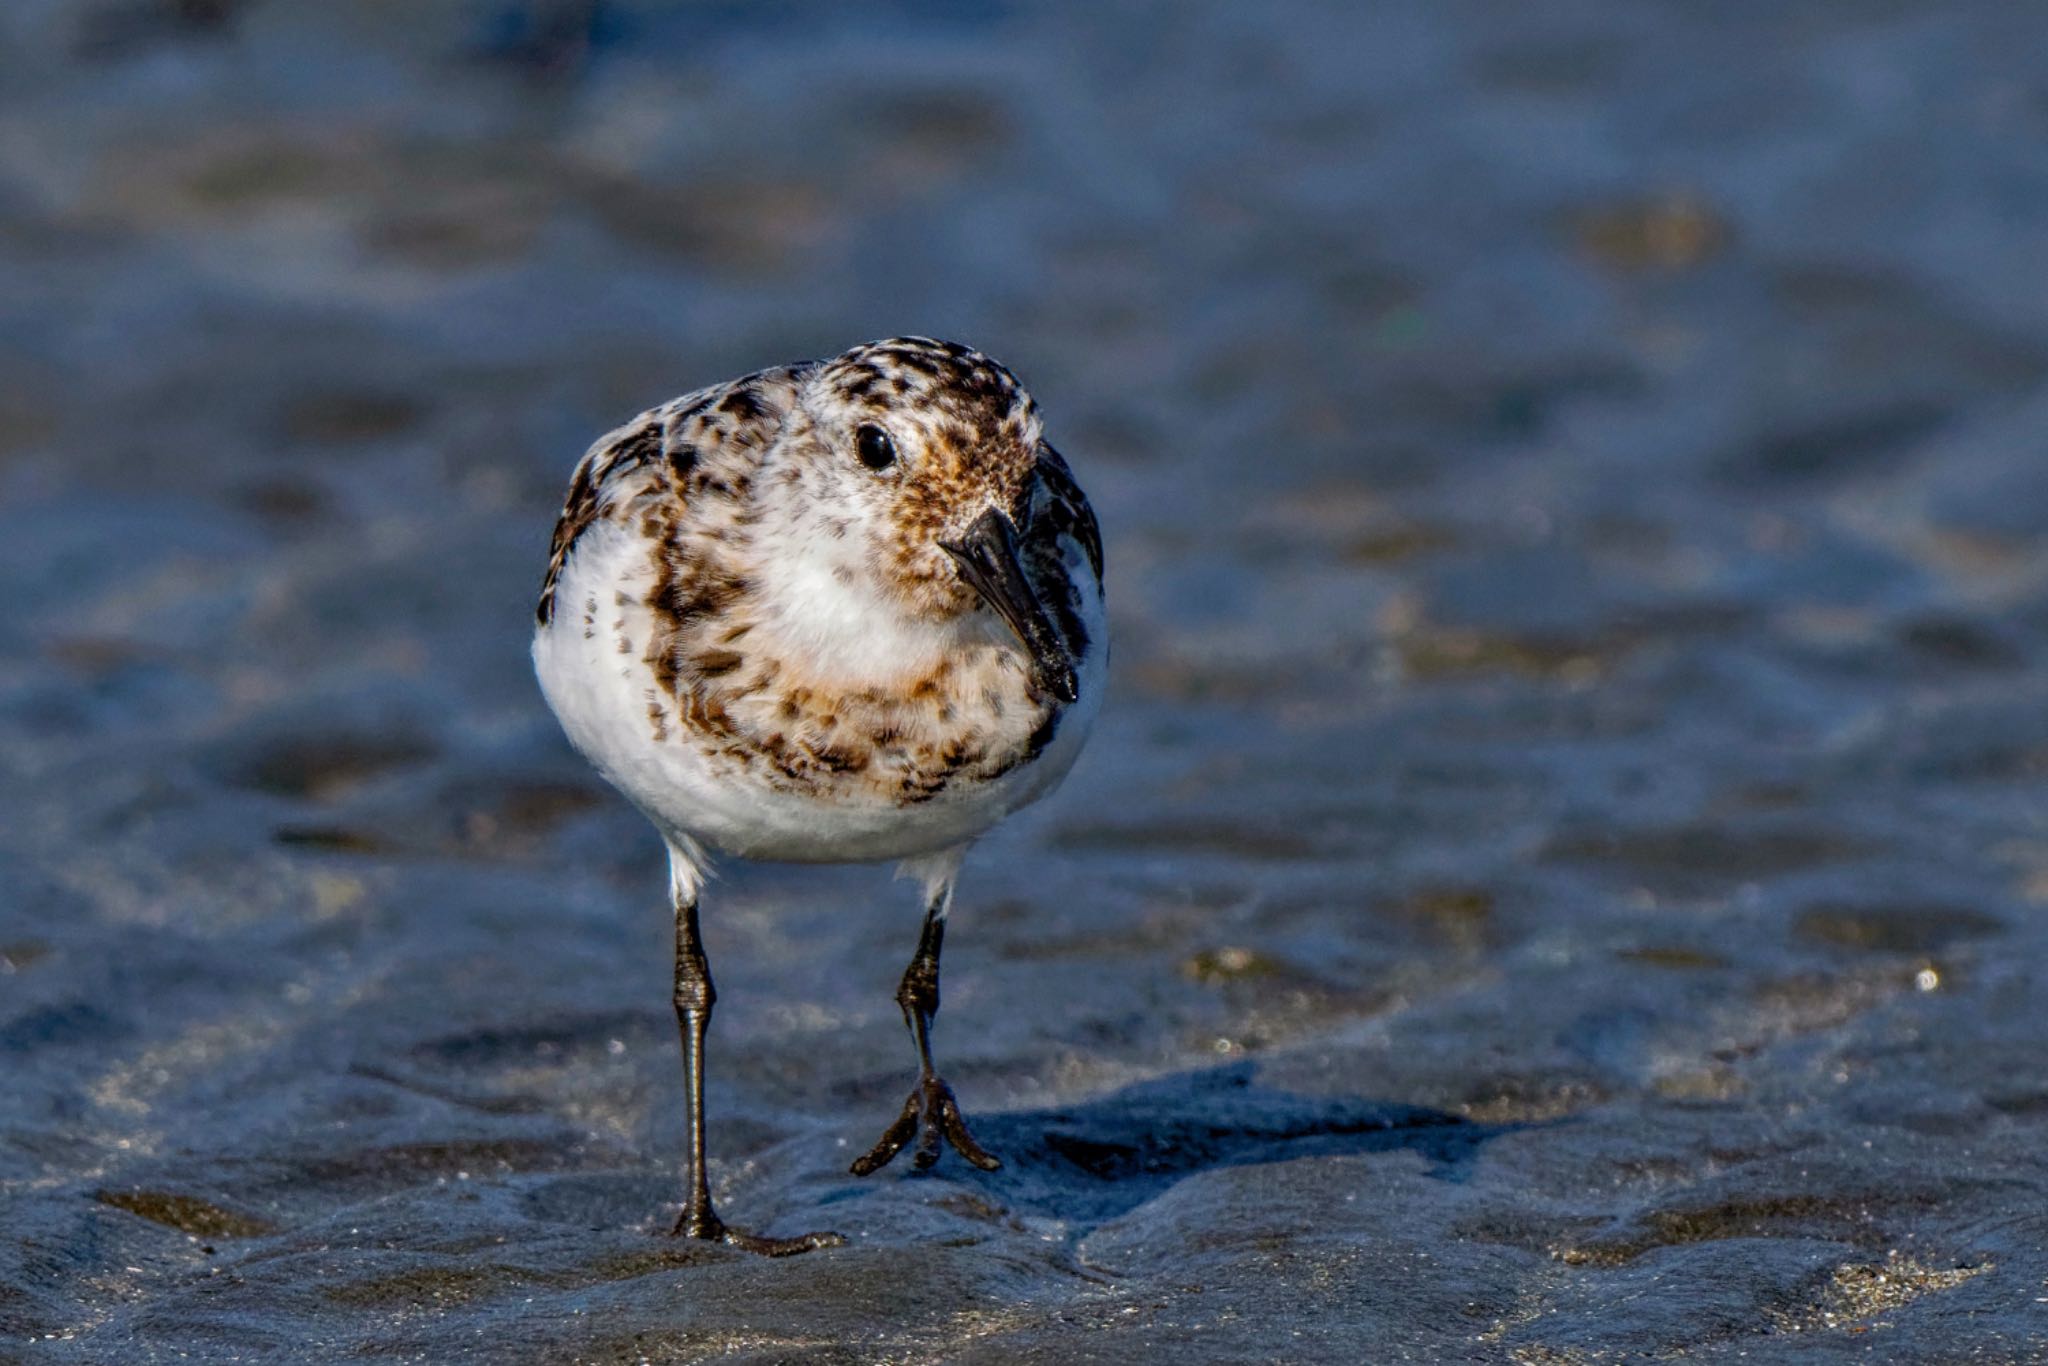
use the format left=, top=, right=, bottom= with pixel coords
left=532, top=519, right=1104, bottom=864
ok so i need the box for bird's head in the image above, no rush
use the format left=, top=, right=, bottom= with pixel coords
left=784, top=337, right=1077, bottom=701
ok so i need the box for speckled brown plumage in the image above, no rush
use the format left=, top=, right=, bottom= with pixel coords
left=535, top=338, right=1103, bottom=812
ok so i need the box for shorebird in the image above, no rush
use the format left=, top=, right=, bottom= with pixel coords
left=531, top=338, right=1106, bottom=1253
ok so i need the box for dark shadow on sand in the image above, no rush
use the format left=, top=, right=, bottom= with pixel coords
left=828, top=1062, right=1514, bottom=1230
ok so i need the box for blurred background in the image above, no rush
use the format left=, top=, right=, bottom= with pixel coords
left=4, top=2, right=2047, bottom=1359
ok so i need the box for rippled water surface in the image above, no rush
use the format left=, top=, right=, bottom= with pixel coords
left=4, top=3, right=2048, bottom=1361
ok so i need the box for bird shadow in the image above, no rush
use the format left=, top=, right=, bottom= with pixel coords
left=830, top=1061, right=1517, bottom=1231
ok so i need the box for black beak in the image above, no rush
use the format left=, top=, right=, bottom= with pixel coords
left=941, top=508, right=1079, bottom=704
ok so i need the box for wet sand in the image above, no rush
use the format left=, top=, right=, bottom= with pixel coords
left=2, top=2, right=2046, bottom=1361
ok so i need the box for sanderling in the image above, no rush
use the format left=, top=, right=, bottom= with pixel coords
left=532, top=337, right=1106, bottom=1254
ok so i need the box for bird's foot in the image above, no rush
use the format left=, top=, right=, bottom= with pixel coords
left=850, top=1072, right=1002, bottom=1176
left=671, top=1200, right=844, bottom=1255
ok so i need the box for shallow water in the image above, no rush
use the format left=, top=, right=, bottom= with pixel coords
left=3, top=2, right=2048, bottom=1361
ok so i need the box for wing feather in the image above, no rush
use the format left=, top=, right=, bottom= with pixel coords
left=1030, top=443, right=1104, bottom=583
left=534, top=370, right=801, bottom=626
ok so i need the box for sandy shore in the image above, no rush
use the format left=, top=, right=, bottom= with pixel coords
left=2, top=3, right=2045, bottom=1360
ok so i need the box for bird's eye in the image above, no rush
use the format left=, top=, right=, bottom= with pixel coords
left=855, top=424, right=897, bottom=471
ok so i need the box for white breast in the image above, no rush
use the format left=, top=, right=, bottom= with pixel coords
left=746, top=513, right=960, bottom=687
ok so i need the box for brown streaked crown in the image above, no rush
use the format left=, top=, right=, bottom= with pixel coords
left=815, top=337, right=1037, bottom=432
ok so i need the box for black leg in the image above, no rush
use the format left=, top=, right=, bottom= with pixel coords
left=668, top=894, right=843, bottom=1255
left=851, top=883, right=1001, bottom=1176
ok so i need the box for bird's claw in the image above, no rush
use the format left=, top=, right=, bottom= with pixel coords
left=671, top=1202, right=844, bottom=1255
left=850, top=1074, right=1001, bottom=1176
